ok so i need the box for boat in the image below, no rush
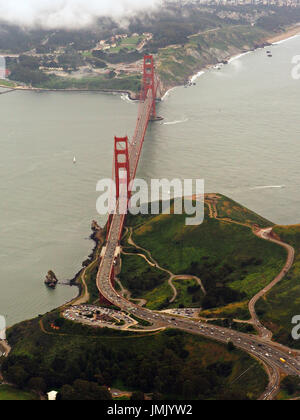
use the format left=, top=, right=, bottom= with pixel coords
left=73, top=157, right=76, bottom=164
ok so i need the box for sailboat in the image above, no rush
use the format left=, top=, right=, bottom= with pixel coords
left=73, top=156, right=76, bottom=164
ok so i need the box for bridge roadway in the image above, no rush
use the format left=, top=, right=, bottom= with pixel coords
left=96, top=91, right=300, bottom=401
left=97, top=90, right=156, bottom=300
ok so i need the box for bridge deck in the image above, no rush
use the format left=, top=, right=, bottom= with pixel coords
left=96, top=90, right=155, bottom=297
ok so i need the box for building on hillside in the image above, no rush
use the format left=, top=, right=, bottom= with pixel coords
left=47, top=391, right=58, bottom=401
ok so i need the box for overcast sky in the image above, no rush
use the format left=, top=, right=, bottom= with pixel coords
left=0, top=0, right=161, bottom=29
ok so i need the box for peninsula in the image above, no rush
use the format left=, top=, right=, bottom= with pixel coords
left=2, top=195, right=300, bottom=401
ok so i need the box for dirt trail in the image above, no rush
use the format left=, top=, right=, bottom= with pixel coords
left=126, top=228, right=206, bottom=303
left=72, top=266, right=91, bottom=306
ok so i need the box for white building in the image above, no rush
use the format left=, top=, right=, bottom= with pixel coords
left=47, top=391, right=58, bottom=401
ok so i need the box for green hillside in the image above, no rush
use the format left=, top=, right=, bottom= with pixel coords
left=122, top=197, right=285, bottom=316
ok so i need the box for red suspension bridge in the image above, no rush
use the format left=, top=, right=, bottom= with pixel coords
left=96, top=55, right=160, bottom=304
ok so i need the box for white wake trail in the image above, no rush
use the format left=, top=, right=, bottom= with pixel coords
left=250, top=185, right=286, bottom=190
left=163, top=118, right=189, bottom=126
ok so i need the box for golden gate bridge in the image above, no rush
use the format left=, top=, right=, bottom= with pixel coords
left=97, top=55, right=160, bottom=304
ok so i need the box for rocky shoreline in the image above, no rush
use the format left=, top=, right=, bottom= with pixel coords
left=68, top=221, right=104, bottom=294
left=161, top=39, right=274, bottom=96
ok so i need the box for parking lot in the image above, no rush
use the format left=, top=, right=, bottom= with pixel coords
left=63, top=305, right=137, bottom=330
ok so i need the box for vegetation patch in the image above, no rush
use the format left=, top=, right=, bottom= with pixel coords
left=0, top=385, right=38, bottom=401
left=119, top=254, right=169, bottom=302
left=130, top=314, right=152, bottom=327
left=207, top=319, right=256, bottom=335
left=200, top=301, right=250, bottom=321
left=169, top=279, right=204, bottom=309
left=215, top=195, right=274, bottom=228
left=277, top=376, right=300, bottom=400
left=0, top=79, right=16, bottom=87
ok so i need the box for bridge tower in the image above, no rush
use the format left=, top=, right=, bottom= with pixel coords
left=106, top=136, right=130, bottom=241
left=114, top=136, right=130, bottom=201
left=143, top=55, right=156, bottom=119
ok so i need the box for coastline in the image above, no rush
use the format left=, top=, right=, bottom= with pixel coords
left=266, top=24, right=300, bottom=44
left=1, top=24, right=300, bottom=100
left=162, top=23, right=300, bottom=99
left=162, top=23, right=300, bottom=98
left=0, top=84, right=139, bottom=100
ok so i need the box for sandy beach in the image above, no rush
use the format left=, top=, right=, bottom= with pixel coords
left=267, top=24, right=300, bottom=44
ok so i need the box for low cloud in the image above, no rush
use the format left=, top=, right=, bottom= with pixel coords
left=0, top=0, right=161, bottom=29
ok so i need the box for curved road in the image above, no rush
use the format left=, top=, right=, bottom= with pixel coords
left=250, top=228, right=295, bottom=340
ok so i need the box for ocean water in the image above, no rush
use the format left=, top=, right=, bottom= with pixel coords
left=1, top=35, right=300, bottom=325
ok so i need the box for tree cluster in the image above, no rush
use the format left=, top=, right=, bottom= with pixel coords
left=2, top=328, right=249, bottom=400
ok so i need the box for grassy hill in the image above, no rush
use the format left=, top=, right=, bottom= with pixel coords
left=122, top=197, right=285, bottom=316
left=215, top=195, right=274, bottom=228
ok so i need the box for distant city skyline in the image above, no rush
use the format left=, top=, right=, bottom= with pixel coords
left=171, top=0, right=300, bottom=7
